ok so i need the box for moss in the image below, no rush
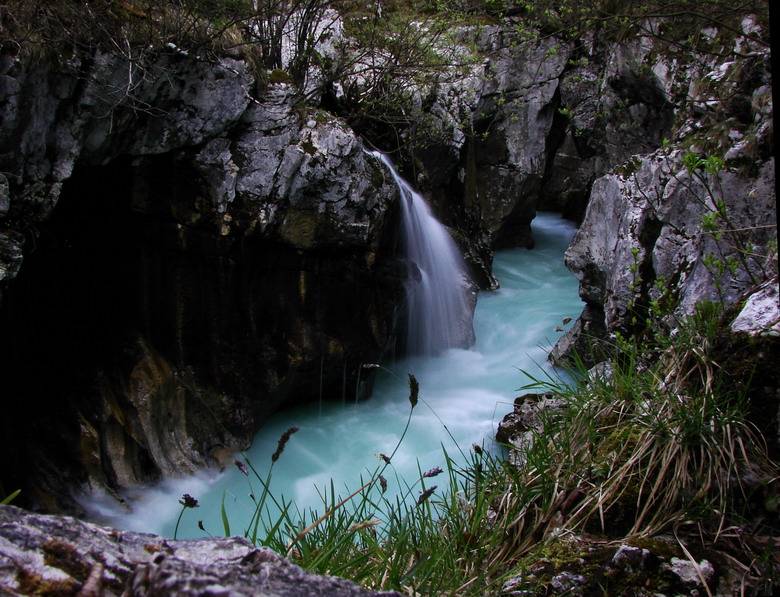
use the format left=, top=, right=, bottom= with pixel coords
left=269, top=69, right=292, bottom=84
left=42, top=539, right=91, bottom=581
left=625, top=536, right=683, bottom=560
left=301, top=139, right=317, bottom=156
left=510, top=534, right=714, bottom=596
left=15, top=568, right=78, bottom=596
left=615, top=156, right=642, bottom=178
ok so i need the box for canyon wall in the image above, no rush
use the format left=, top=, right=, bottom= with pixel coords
left=0, top=9, right=774, bottom=513
left=0, top=51, right=402, bottom=510
left=550, top=18, right=776, bottom=365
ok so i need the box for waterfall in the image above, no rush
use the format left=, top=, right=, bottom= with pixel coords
left=371, top=151, right=474, bottom=356
left=78, top=214, right=581, bottom=539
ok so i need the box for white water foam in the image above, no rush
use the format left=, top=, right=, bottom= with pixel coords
left=371, top=151, right=474, bottom=355
left=79, top=213, right=581, bottom=540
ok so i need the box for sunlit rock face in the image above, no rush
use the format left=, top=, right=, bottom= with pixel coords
left=0, top=52, right=400, bottom=512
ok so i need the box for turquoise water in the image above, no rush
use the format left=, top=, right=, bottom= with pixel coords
left=82, top=212, right=582, bottom=539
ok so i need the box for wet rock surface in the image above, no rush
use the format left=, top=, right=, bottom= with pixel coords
left=496, top=392, right=566, bottom=466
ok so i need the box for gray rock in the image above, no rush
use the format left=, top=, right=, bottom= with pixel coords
left=611, top=545, right=650, bottom=573
left=553, top=148, right=776, bottom=365
left=549, top=571, right=586, bottom=595
left=0, top=505, right=401, bottom=596
left=731, top=276, right=780, bottom=336
left=234, top=91, right=395, bottom=249
left=0, top=231, right=22, bottom=284
left=0, top=52, right=252, bottom=227
left=497, top=393, right=567, bottom=465
left=662, top=556, right=715, bottom=588
left=466, top=28, right=571, bottom=249
left=0, top=53, right=401, bottom=512
left=0, top=174, right=8, bottom=217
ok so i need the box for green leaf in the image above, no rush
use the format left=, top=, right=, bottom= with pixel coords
left=221, top=488, right=231, bottom=537
left=1, top=489, right=20, bottom=505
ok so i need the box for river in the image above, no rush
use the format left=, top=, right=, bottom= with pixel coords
left=82, top=212, right=581, bottom=540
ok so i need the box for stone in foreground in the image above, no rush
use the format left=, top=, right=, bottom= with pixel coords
left=0, top=505, right=401, bottom=596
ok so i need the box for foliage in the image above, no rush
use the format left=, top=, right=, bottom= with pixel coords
left=0, top=489, right=20, bottom=506
left=173, top=311, right=778, bottom=594
left=470, top=0, right=769, bottom=49
left=327, top=6, right=476, bottom=150
left=0, top=0, right=478, bottom=152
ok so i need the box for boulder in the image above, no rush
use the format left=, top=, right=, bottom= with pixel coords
left=0, top=505, right=402, bottom=597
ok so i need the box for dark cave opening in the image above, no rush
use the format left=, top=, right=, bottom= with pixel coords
left=0, top=159, right=143, bottom=499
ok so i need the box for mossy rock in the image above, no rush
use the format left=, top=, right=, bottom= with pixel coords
left=269, top=69, right=292, bottom=84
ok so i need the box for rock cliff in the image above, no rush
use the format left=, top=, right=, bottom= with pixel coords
left=400, top=21, right=678, bottom=287
left=550, top=19, right=776, bottom=366
left=0, top=49, right=401, bottom=511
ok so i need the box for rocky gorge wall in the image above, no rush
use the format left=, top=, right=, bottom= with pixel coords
left=0, top=7, right=775, bottom=517
left=0, top=50, right=404, bottom=511
left=549, top=17, right=777, bottom=367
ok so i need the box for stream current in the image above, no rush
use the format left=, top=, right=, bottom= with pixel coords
left=82, top=212, right=581, bottom=539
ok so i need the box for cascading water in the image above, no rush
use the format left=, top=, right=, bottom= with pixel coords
left=371, top=151, right=473, bottom=355
left=80, top=214, right=582, bottom=540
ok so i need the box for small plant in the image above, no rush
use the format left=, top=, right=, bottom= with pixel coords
left=1, top=489, right=21, bottom=506
left=173, top=493, right=200, bottom=540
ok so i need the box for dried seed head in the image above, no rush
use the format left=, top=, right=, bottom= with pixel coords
left=417, top=486, right=437, bottom=505
left=408, top=374, right=419, bottom=408
left=472, top=443, right=483, bottom=455
left=422, top=467, right=443, bottom=478
left=349, top=519, right=381, bottom=532
left=378, top=453, right=391, bottom=464
left=272, top=426, right=299, bottom=463
left=234, top=459, right=249, bottom=476
left=197, top=520, right=205, bottom=531
left=179, top=494, right=199, bottom=508
left=379, top=475, right=388, bottom=494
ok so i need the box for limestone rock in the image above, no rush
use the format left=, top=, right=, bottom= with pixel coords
left=234, top=88, right=395, bottom=249
left=731, top=276, right=780, bottom=336
left=0, top=230, right=22, bottom=284
left=0, top=505, right=402, bottom=597
left=465, top=28, right=571, bottom=250
left=541, top=33, right=675, bottom=221
left=496, top=393, right=566, bottom=465
left=0, top=53, right=401, bottom=513
left=553, top=149, right=776, bottom=365
left=0, top=51, right=252, bottom=230
left=662, top=557, right=716, bottom=589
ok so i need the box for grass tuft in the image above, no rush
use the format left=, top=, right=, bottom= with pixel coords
left=196, top=303, right=778, bottom=594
